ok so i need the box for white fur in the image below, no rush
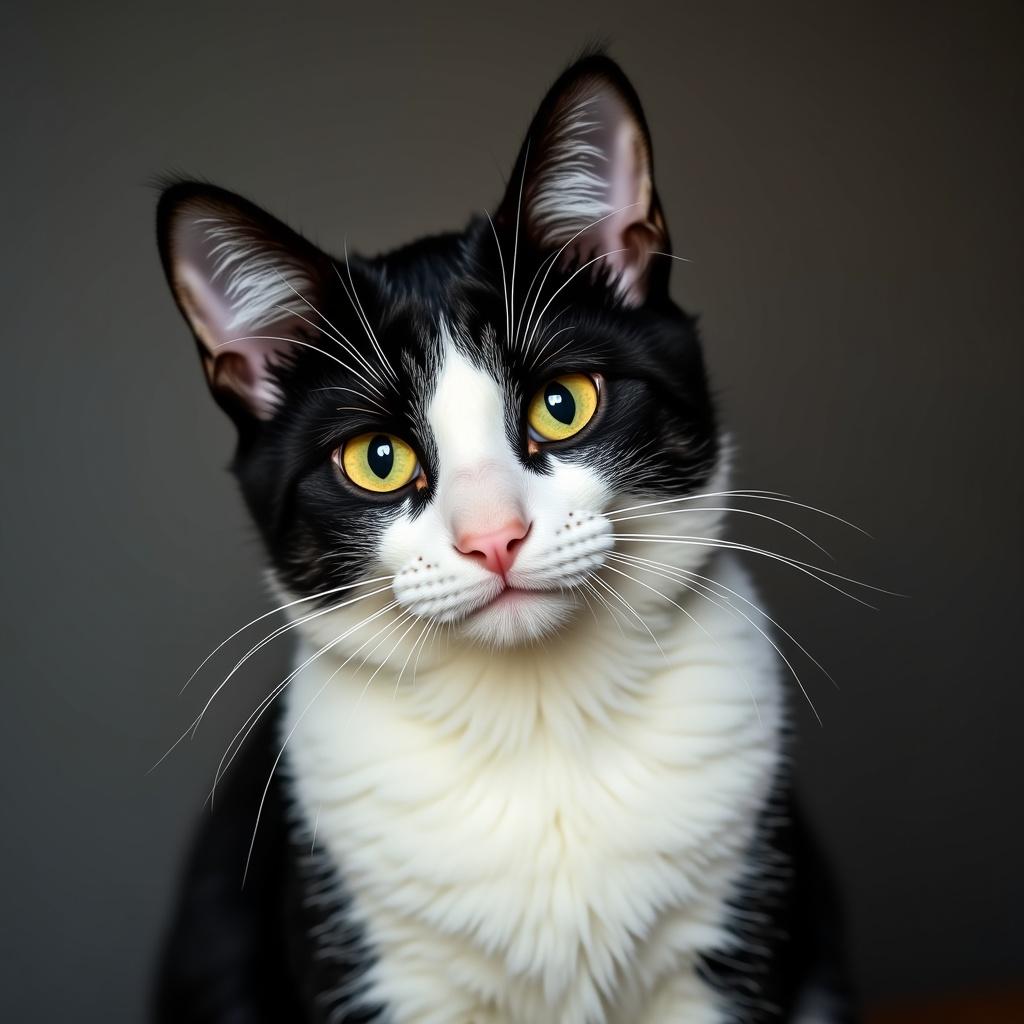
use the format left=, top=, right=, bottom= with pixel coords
left=528, top=85, right=658, bottom=305
left=531, top=95, right=614, bottom=246
left=386, top=343, right=613, bottom=647
left=200, top=218, right=312, bottom=331
left=282, top=337, right=783, bottom=1023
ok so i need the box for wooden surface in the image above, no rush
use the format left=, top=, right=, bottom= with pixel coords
left=867, top=990, right=1024, bottom=1023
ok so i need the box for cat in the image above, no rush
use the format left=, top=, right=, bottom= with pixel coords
left=155, top=53, right=853, bottom=1024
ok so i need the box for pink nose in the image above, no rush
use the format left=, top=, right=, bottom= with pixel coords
left=455, top=520, right=530, bottom=578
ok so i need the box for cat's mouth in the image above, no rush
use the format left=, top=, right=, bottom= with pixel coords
left=472, top=585, right=558, bottom=615
left=458, top=583, right=576, bottom=645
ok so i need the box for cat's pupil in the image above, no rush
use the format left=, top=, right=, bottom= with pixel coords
left=368, top=436, right=394, bottom=479
left=545, top=382, right=575, bottom=425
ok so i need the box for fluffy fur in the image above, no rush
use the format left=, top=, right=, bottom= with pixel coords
left=285, top=553, right=783, bottom=1024
left=154, top=54, right=853, bottom=1023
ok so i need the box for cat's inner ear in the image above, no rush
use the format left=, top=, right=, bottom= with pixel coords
left=158, top=187, right=325, bottom=421
left=501, top=59, right=669, bottom=305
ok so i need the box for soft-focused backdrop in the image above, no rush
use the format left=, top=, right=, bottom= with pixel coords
left=2, top=2, right=1021, bottom=1020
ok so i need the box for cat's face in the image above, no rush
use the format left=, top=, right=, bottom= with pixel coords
left=158, top=56, right=719, bottom=651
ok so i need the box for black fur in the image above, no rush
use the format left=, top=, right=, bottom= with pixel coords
left=155, top=712, right=381, bottom=1023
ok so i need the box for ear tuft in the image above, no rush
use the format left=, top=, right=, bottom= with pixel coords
left=500, top=57, right=669, bottom=305
left=181, top=213, right=315, bottom=333
left=529, top=81, right=647, bottom=243
left=157, top=184, right=326, bottom=423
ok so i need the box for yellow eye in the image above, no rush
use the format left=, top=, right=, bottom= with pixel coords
left=336, top=433, right=419, bottom=493
left=527, top=373, right=599, bottom=442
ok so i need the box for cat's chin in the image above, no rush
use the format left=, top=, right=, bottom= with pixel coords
left=457, top=588, right=575, bottom=648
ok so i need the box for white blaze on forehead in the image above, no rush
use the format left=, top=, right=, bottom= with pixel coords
left=427, top=336, right=506, bottom=464
left=428, top=332, right=525, bottom=535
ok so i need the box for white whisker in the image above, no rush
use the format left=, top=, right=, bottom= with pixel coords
left=210, top=601, right=400, bottom=800
left=241, top=609, right=413, bottom=887
left=523, top=249, right=628, bottom=355
left=513, top=250, right=557, bottom=344
left=612, top=551, right=838, bottom=690
left=213, top=335, right=386, bottom=399
left=280, top=304, right=389, bottom=391
left=611, top=506, right=833, bottom=558
left=485, top=211, right=512, bottom=346
left=393, top=619, right=431, bottom=699
left=579, top=576, right=627, bottom=638
left=590, top=574, right=665, bottom=659
left=311, top=385, right=388, bottom=412
left=608, top=553, right=822, bottom=725
left=602, top=561, right=763, bottom=725
left=187, top=585, right=393, bottom=745
left=339, top=245, right=400, bottom=384
left=607, top=490, right=871, bottom=537
left=647, top=250, right=692, bottom=264
left=410, top=618, right=441, bottom=690
left=269, top=269, right=391, bottom=390
left=612, top=534, right=891, bottom=606
left=518, top=201, right=643, bottom=351
left=509, top=140, right=530, bottom=350
left=183, top=575, right=393, bottom=696
left=149, top=579, right=395, bottom=773
left=528, top=316, right=575, bottom=370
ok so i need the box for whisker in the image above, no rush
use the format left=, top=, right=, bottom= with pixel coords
left=606, top=490, right=871, bottom=537
left=576, top=583, right=601, bottom=628
left=513, top=250, right=558, bottom=345
left=530, top=317, right=580, bottom=370
left=648, top=250, right=692, bottom=264
left=602, top=561, right=763, bottom=725
left=509, top=140, right=530, bottom=350
left=612, top=534, right=893, bottom=607
left=518, top=201, right=643, bottom=352
left=579, top=576, right=628, bottom=638
left=213, top=335, right=385, bottom=399
left=149, top=579, right=395, bottom=773
left=177, top=585, right=393, bottom=760
left=241, top=609, right=414, bottom=887
left=210, top=601, right=400, bottom=799
left=607, top=553, right=822, bottom=725
left=612, top=551, right=837, bottom=690
left=410, top=617, right=441, bottom=690
left=393, top=618, right=431, bottom=699
left=183, top=574, right=393, bottom=697
left=339, top=246, right=400, bottom=384
left=526, top=321, right=573, bottom=369
left=353, top=614, right=417, bottom=704
left=270, top=269, right=352, bottom=350
left=590, top=574, right=666, bottom=659
left=523, top=248, right=628, bottom=355
left=269, top=277, right=391, bottom=392
left=309, top=805, right=320, bottom=854
left=310, top=386, right=387, bottom=412
left=485, top=211, right=512, bottom=346
left=610, top=506, right=833, bottom=559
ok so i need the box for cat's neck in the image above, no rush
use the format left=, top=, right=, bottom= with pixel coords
left=281, top=553, right=784, bottom=1024
left=283, top=553, right=764, bottom=762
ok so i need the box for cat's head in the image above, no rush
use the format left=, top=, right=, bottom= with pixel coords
left=157, top=55, right=721, bottom=652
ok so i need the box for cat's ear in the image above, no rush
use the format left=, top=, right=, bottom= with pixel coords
left=496, top=55, right=670, bottom=305
left=157, top=182, right=329, bottom=424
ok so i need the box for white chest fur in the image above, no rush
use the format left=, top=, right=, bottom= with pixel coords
left=284, top=555, right=783, bottom=1024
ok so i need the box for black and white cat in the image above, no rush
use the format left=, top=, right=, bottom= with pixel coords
left=155, top=55, right=853, bottom=1024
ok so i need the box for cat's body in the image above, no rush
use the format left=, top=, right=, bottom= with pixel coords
left=155, top=56, right=853, bottom=1023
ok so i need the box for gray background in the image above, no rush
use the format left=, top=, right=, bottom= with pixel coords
left=2, top=2, right=1021, bottom=1020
